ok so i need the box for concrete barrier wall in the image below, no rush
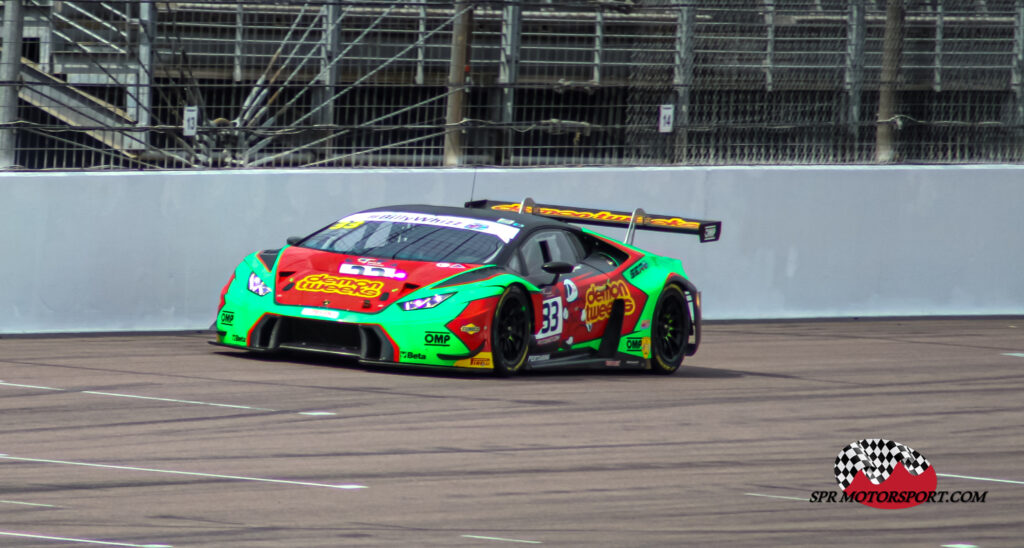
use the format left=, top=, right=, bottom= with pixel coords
left=2, top=166, right=1022, bottom=333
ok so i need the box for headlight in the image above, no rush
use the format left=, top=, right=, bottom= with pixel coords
left=399, top=293, right=454, bottom=311
left=247, top=272, right=272, bottom=296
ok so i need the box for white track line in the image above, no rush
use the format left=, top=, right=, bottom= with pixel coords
left=744, top=492, right=807, bottom=501
left=0, top=500, right=59, bottom=508
left=81, top=391, right=272, bottom=411
left=0, top=531, right=171, bottom=547
left=0, top=455, right=366, bottom=490
left=0, top=380, right=334, bottom=416
left=461, top=535, right=542, bottom=544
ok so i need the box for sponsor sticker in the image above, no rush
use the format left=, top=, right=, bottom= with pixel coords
left=340, top=263, right=407, bottom=280
left=248, top=273, right=271, bottom=296
left=584, top=280, right=636, bottom=323
left=424, top=331, right=451, bottom=347
left=329, top=220, right=364, bottom=230
left=296, top=274, right=384, bottom=298
left=460, top=323, right=481, bottom=335
left=562, top=278, right=579, bottom=303
left=338, top=211, right=521, bottom=243
left=301, top=307, right=341, bottom=320
left=436, top=262, right=467, bottom=269
left=625, top=336, right=651, bottom=358
left=401, top=351, right=427, bottom=360
left=219, top=310, right=235, bottom=326
left=628, top=260, right=648, bottom=279
left=231, top=333, right=246, bottom=343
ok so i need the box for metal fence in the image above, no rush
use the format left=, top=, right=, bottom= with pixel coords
left=2, top=0, right=1024, bottom=170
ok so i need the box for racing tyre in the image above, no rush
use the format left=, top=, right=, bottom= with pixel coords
left=492, top=286, right=531, bottom=376
left=650, top=284, right=690, bottom=374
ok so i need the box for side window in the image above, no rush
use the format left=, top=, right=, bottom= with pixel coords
left=579, top=232, right=630, bottom=274
left=517, top=229, right=583, bottom=284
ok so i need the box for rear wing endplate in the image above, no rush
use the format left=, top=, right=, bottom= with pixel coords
left=465, top=198, right=721, bottom=244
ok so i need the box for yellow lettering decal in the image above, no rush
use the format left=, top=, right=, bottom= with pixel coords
left=295, top=274, right=383, bottom=298
left=329, top=220, right=364, bottom=230
left=584, top=280, right=636, bottom=324
left=489, top=204, right=699, bottom=229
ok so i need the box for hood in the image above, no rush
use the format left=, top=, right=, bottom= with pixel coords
left=274, top=246, right=478, bottom=313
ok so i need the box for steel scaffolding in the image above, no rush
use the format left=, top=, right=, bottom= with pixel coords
left=2, top=0, right=1024, bottom=169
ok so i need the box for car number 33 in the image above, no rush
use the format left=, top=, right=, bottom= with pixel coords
left=537, top=297, right=563, bottom=337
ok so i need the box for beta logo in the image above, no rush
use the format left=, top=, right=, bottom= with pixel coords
left=424, top=332, right=451, bottom=346
left=833, top=438, right=937, bottom=509
left=401, top=351, right=427, bottom=360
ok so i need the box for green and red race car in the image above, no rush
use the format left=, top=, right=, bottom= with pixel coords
left=213, top=198, right=720, bottom=375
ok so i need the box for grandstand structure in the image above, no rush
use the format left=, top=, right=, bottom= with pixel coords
left=1, top=0, right=1023, bottom=169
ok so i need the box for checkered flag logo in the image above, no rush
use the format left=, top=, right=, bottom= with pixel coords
left=834, top=439, right=931, bottom=490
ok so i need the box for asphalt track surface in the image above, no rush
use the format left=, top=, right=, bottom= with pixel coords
left=2, top=319, right=1023, bottom=548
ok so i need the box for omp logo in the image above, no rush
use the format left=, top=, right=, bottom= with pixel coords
left=625, top=336, right=651, bottom=358
left=584, top=280, right=636, bottom=323
left=219, top=310, right=234, bottom=326
left=424, top=332, right=451, bottom=346
left=490, top=204, right=700, bottom=229
left=296, top=274, right=384, bottom=298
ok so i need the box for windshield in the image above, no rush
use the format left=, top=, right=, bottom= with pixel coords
left=299, top=211, right=517, bottom=264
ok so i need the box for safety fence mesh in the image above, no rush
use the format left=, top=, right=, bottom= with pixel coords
left=2, top=0, right=1023, bottom=170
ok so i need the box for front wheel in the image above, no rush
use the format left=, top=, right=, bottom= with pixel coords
left=649, top=284, right=691, bottom=374
left=491, top=286, right=531, bottom=376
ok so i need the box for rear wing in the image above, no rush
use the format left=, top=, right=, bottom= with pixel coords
left=465, top=198, right=721, bottom=244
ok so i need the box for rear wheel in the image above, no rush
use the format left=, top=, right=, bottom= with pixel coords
left=650, top=284, right=690, bottom=374
left=491, top=286, right=531, bottom=376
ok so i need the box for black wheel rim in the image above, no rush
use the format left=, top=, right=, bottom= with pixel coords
left=496, top=295, right=528, bottom=364
left=655, top=293, right=686, bottom=362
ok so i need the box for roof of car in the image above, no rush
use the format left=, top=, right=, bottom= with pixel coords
left=362, top=203, right=572, bottom=232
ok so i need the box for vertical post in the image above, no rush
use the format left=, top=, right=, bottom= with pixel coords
left=876, top=0, right=904, bottom=163
left=764, top=0, right=775, bottom=93
left=128, top=1, right=155, bottom=151
left=1015, top=7, right=1024, bottom=131
left=444, top=1, right=472, bottom=167
left=0, top=0, right=24, bottom=168
left=498, top=0, right=520, bottom=165
left=933, top=2, right=943, bottom=92
left=319, top=3, right=339, bottom=131
left=234, top=4, right=243, bottom=82
left=593, top=8, right=603, bottom=84
left=415, top=0, right=427, bottom=85
left=846, top=0, right=865, bottom=136
left=673, top=6, right=694, bottom=164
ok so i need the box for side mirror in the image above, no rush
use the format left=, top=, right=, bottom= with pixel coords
left=542, top=261, right=574, bottom=275
left=286, top=236, right=303, bottom=245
